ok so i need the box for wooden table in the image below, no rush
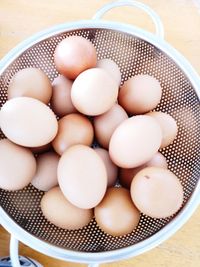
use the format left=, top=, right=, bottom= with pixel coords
left=0, top=0, right=200, bottom=266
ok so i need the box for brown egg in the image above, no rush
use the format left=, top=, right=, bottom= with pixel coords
left=131, top=167, right=184, bottom=218
left=147, top=111, right=178, bottom=148
left=58, top=145, right=107, bottom=209
left=71, top=68, right=119, bottom=116
left=54, top=36, right=97, bottom=80
left=51, top=75, right=76, bottom=117
left=94, top=148, right=118, bottom=187
left=41, top=187, right=93, bottom=230
left=31, top=152, right=59, bottom=191
left=146, top=151, right=168, bottom=167
left=31, top=142, right=52, bottom=154
left=119, top=152, right=168, bottom=189
left=0, top=97, right=58, bottom=147
left=7, top=68, right=52, bottom=104
left=94, top=103, right=128, bottom=148
left=52, top=113, right=94, bottom=155
left=109, top=115, right=162, bottom=168
left=171, top=107, right=196, bottom=160
left=95, top=187, right=140, bottom=236
left=119, top=74, right=162, bottom=114
left=96, top=59, right=121, bottom=86
left=0, top=139, right=36, bottom=190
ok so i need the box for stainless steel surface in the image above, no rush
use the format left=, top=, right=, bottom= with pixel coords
left=0, top=26, right=200, bottom=254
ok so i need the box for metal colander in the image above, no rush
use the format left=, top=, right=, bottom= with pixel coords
left=0, top=1, right=200, bottom=266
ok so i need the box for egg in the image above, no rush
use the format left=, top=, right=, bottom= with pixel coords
left=130, top=167, right=184, bottom=218
left=51, top=75, right=76, bottom=117
left=109, top=115, right=162, bottom=168
left=94, top=103, right=128, bottom=148
left=171, top=107, right=196, bottom=160
left=58, top=145, right=107, bottom=209
left=52, top=113, right=94, bottom=155
left=146, top=151, right=168, bottom=167
left=96, top=58, right=121, bottom=86
left=95, top=187, right=140, bottom=236
left=94, top=148, right=118, bottom=187
left=41, top=187, right=93, bottom=230
left=54, top=36, right=97, bottom=79
left=0, top=139, right=36, bottom=190
left=0, top=97, right=58, bottom=147
left=71, top=68, right=119, bottom=116
left=7, top=68, right=52, bottom=104
left=146, top=111, right=178, bottom=148
left=118, top=74, right=162, bottom=114
left=31, top=152, right=59, bottom=191
left=119, top=152, right=168, bottom=188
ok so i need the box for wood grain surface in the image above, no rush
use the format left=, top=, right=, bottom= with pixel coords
left=0, top=0, right=200, bottom=266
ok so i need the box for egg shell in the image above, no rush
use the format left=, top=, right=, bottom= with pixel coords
left=71, top=68, right=119, bottom=116
left=109, top=115, right=162, bottom=168
left=171, top=107, right=196, bottom=160
left=58, top=145, right=107, bottom=209
left=41, top=187, right=93, bottom=230
left=95, top=187, right=140, bottom=236
left=0, top=139, right=36, bottom=190
left=96, top=58, right=121, bottom=86
left=119, top=152, right=168, bottom=189
left=130, top=167, right=184, bottom=218
left=54, top=36, right=97, bottom=80
left=147, top=111, right=178, bottom=148
left=94, top=148, right=118, bottom=187
left=31, top=152, right=59, bottom=191
left=51, top=75, right=76, bottom=117
left=7, top=68, right=52, bottom=104
left=52, top=113, right=94, bottom=155
left=94, top=103, right=128, bottom=148
left=0, top=97, right=58, bottom=147
left=118, top=74, right=162, bottom=114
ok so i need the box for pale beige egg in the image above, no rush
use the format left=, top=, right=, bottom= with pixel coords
left=109, top=115, right=162, bottom=168
left=94, top=103, right=128, bottom=149
left=130, top=167, right=184, bottom=218
left=0, top=139, right=36, bottom=190
left=41, top=187, right=93, bottom=230
left=0, top=97, right=58, bottom=147
left=54, top=36, right=97, bottom=80
left=71, top=68, right=119, bottom=116
left=147, top=111, right=178, bottom=148
left=97, top=58, right=121, bottom=86
left=7, top=68, right=52, bottom=104
left=94, top=147, right=118, bottom=187
left=31, top=152, right=59, bottom=191
left=118, top=74, right=162, bottom=114
left=58, top=145, right=107, bottom=209
left=119, top=152, right=168, bottom=188
left=95, top=187, right=140, bottom=236
left=52, top=113, right=94, bottom=155
left=51, top=75, right=76, bottom=117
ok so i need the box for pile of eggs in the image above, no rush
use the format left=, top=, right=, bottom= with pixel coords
left=0, top=36, right=184, bottom=236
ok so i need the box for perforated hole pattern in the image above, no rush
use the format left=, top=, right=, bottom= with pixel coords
left=0, top=28, right=200, bottom=253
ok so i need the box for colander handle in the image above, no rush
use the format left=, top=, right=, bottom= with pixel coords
left=10, top=236, right=21, bottom=267
left=92, top=0, right=164, bottom=38
left=9, top=236, right=100, bottom=267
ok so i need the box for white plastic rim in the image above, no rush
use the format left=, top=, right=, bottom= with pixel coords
left=92, top=0, right=164, bottom=38
left=10, top=236, right=21, bottom=267
left=0, top=3, right=200, bottom=267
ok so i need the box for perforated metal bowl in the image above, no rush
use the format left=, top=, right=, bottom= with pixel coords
left=0, top=1, right=200, bottom=266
